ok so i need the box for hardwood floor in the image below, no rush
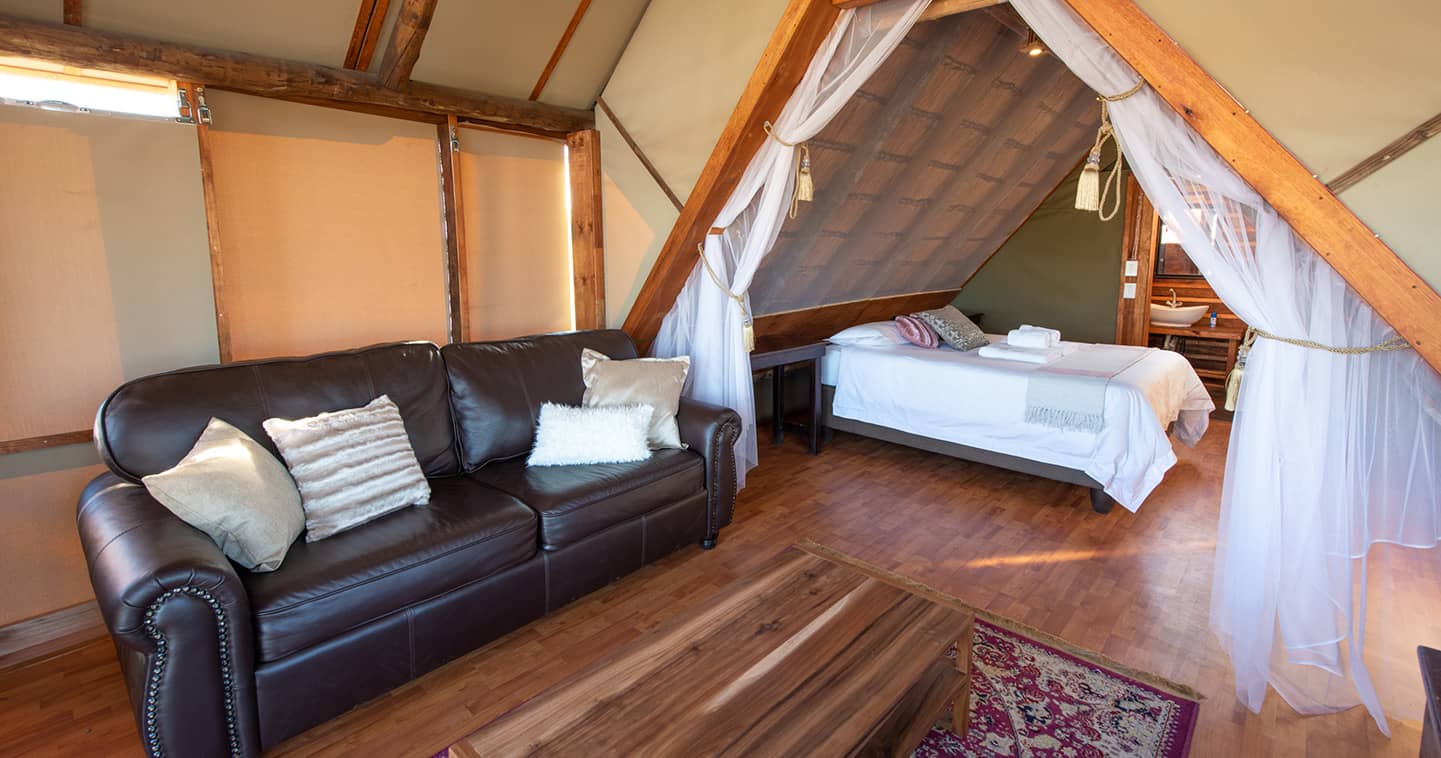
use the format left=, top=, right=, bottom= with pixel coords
left=3, top=420, right=1438, bottom=756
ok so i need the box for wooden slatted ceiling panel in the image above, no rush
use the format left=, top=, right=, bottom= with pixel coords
left=749, top=10, right=1097, bottom=317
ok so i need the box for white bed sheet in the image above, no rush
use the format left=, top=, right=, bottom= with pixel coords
left=823, top=339, right=1214, bottom=510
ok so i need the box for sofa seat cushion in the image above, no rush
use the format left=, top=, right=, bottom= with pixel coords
left=243, top=477, right=536, bottom=662
left=469, top=450, right=704, bottom=551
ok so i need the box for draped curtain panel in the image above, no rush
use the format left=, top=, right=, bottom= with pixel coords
left=1012, top=0, right=1441, bottom=733
left=652, top=0, right=930, bottom=486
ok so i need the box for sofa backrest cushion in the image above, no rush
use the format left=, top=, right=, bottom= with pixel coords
left=97, top=342, right=459, bottom=482
left=442, top=330, right=637, bottom=471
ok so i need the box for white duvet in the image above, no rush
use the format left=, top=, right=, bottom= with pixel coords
left=824, top=340, right=1214, bottom=510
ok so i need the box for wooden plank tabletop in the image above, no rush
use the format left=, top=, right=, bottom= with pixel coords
left=452, top=546, right=972, bottom=757
left=1148, top=323, right=1246, bottom=341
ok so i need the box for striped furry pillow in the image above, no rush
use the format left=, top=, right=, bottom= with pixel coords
left=894, top=315, right=939, bottom=348
left=263, top=395, right=431, bottom=542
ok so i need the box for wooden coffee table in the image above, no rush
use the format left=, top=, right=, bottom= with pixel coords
left=451, top=545, right=973, bottom=757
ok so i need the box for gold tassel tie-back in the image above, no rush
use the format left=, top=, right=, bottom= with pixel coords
left=697, top=242, right=755, bottom=352
left=1223, top=326, right=1410, bottom=411
left=1077, top=78, right=1145, bottom=221
left=764, top=121, right=813, bottom=219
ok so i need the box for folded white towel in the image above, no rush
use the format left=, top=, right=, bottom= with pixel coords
left=978, top=343, right=1062, bottom=365
left=1020, top=324, right=1061, bottom=346
left=1006, top=329, right=1053, bottom=349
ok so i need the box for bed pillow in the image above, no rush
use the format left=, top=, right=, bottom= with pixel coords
left=263, top=395, right=431, bottom=542
left=528, top=403, right=653, bottom=466
left=915, top=306, right=989, bottom=351
left=142, top=418, right=304, bottom=572
left=894, top=315, right=939, bottom=348
left=580, top=349, right=689, bottom=449
left=828, top=321, right=906, bottom=347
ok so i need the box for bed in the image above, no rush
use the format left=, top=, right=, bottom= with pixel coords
left=819, top=337, right=1214, bottom=513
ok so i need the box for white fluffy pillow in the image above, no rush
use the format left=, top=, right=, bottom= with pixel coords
left=828, top=321, right=907, bottom=347
left=142, top=418, right=303, bottom=572
left=263, top=395, right=431, bottom=542
left=528, top=403, right=653, bottom=467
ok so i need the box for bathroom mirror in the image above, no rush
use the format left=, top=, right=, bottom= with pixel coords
left=1153, top=222, right=1203, bottom=279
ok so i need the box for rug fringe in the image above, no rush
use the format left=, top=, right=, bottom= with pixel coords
left=795, top=539, right=1205, bottom=703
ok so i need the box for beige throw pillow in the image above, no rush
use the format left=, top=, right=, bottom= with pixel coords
left=579, top=348, right=689, bottom=449
left=263, top=395, right=431, bottom=542
left=142, top=418, right=304, bottom=572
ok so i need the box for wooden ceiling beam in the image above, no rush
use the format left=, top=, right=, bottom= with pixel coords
left=61, top=0, right=80, bottom=26
left=343, top=0, right=391, bottom=71
left=621, top=0, right=840, bottom=351
left=378, top=0, right=436, bottom=89
left=530, top=0, right=592, bottom=101
left=1063, top=0, right=1441, bottom=371
left=0, top=14, right=593, bottom=132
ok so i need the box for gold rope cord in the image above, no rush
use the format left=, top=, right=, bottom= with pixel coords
left=1078, top=79, right=1146, bottom=221
left=1224, top=327, right=1409, bottom=411
left=697, top=241, right=755, bottom=352
left=1246, top=327, right=1411, bottom=354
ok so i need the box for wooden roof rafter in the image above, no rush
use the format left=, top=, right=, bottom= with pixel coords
left=378, top=0, right=437, bottom=89
left=344, top=0, right=392, bottom=71
left=531, top=0, right=594, bottom=101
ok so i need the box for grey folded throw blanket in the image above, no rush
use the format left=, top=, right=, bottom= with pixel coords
left=1024, top=345, right=1152, bottom=433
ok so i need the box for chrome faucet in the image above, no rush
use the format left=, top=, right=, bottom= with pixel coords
left=1166, top=288, right=1182, bottom=307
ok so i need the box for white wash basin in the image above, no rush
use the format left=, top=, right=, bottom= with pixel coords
left=1150, top=303, right=1209, bottom=327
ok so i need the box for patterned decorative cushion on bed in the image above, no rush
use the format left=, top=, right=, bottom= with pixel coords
left=894, top=315, right=939, bottom=348
left=915, top=306, right=989, bottom=351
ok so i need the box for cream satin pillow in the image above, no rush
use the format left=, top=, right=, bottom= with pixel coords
left=263, top=395, right=431, bottom=542
left=142, top=418, right=304, bottom=572
left=579, top=348, right=689, bottom=449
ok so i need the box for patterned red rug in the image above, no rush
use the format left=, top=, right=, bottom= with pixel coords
left=915, top=619, right=1198, bottom=758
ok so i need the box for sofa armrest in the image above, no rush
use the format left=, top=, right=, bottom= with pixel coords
left=77, top=473, right=262, bottom=758
left=676, top=398, right=742, bottom=546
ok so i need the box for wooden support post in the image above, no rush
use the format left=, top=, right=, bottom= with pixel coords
left=567, top=129, right=606, bottom=330
left=61, top=0, right=80, bottom=26
left=1114, top=174, right=1158, bottom=346
left=437, top=116, right=471, bottom=343
left=183, top=82, right=233, bottom=364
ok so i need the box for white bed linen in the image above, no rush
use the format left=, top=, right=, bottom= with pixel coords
left=824, top=339, right=1214, bottom=510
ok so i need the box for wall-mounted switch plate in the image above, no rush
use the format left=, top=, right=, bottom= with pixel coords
left=1123, top=282, right=1137, bottom=299
left=1124, top=260, right=1138, bottom=277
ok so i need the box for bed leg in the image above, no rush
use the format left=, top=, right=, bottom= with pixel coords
left=1088, top=488, right=1115, bottom=514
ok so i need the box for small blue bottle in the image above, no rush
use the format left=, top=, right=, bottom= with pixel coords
left=1209, top=311, right=1218, bottom=328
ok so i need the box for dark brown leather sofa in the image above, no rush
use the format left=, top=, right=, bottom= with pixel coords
left=76, top=330, right=740, bottom=758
